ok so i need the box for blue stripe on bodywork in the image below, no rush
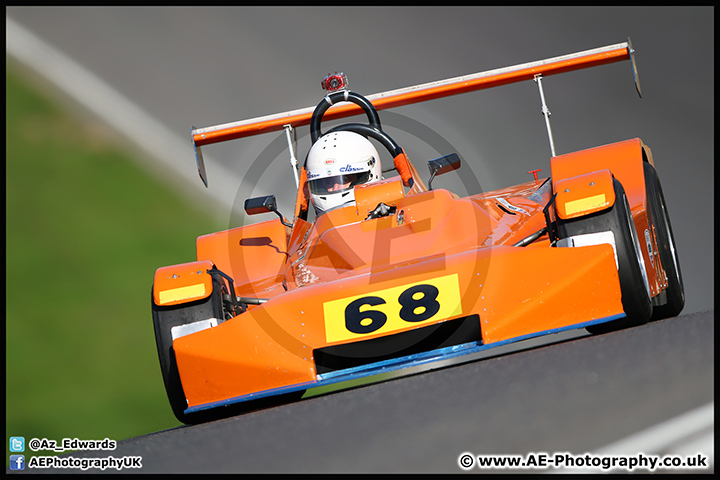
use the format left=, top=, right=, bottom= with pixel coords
left=184, top=312, right=625, bottom=414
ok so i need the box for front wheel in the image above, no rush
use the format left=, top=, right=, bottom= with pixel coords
left=556, top=178, right=652, bottom=334
left=152, top=274, right=307, bottom=424
left=152, top=274, right=226, bottom=424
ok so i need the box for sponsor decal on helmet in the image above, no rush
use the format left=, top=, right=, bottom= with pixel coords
left=339, top=164, right=365, bottom=173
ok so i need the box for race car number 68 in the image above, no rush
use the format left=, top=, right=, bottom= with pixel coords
left=323, top=274, right=462, bottom=343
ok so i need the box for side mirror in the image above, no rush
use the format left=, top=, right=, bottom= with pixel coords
left=244, top=195, right=292, bottom=227
left=244, top=195, right=278, bottom=215
left=427, top=153, right=461, bottom=190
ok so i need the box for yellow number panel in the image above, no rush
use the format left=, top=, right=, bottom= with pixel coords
left=323, top=273, right=462, bottom=343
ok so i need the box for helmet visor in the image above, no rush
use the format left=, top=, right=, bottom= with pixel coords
left=308, top=171, right=371, bottom=195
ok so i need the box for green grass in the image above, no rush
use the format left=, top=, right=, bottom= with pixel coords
left=6, top=65, right=228, bottom=457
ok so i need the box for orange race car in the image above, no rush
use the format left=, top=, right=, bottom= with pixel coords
left=151, top=39, right=684, bottom=424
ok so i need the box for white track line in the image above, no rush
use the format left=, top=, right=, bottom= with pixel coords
left=6, top=16, right=240, bottom=215
left=554, top=401, right=714, bottom=473
left=594, top=401, right=714, bottom=456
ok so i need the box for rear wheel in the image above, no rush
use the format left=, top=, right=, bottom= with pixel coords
left=556, top=179, right=652, bottom=334
left=643, top=162, right=684, bottom=319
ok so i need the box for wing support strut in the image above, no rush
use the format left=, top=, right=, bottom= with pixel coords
left=534, top=74, right=556, bottom=158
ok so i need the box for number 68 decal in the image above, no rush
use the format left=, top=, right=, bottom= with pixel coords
left=323, top=274, right=462, bottom=343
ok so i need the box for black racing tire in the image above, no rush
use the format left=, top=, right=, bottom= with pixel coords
left=556, top=178, right=652, bottom=334
left=643, top=162, right=685, bottom=320
left=152, top=274, right=225, bottom=425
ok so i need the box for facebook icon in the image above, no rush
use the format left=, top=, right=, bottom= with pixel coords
left=9, top=455, right=25, bottom=470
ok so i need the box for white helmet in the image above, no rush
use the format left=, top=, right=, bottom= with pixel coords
left=306, top=131, right=383, bottom=214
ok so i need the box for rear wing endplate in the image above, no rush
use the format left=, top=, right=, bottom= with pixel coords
left=193, top=38, right=640, bottom=187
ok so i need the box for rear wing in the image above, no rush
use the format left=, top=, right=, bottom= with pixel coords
left=193, top=38, right=641, bottom=187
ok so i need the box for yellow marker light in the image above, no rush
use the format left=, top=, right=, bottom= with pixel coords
left=564, top=194, right=608, bottom=217
left=158, top=284, right=207, bottom=305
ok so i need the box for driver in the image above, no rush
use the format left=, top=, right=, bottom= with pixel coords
left=306, top=131, right=383, bottom=215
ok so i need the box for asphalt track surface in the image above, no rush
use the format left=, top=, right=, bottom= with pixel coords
left=53, top=310, right=714, bottom=473
left=6, top=7, right=714, bottom=474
